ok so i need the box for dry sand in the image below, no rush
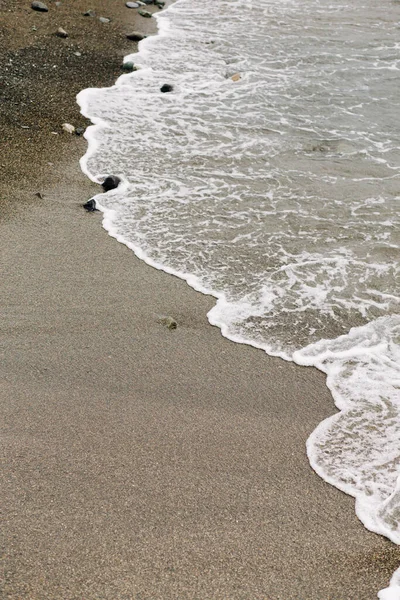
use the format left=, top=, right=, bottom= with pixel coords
left=1, top=1, right=399, bottom=599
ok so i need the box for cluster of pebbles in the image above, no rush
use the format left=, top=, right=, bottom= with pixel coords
left=27, top=0, right=178, bottom=327
left=31, top=0, right=165, bottom=36
left=30, top=0, right=173, bottom=147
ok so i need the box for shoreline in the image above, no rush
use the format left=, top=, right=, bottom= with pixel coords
left=1, top=1, right=399, bottom=598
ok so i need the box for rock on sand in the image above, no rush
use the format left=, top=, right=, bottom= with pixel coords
left=126, top=31, right=147, bottom=41
left=31, top=1, right=48, bottom=12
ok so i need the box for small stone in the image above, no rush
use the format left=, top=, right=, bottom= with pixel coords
left=75, top=127, right=85, bottom=136
left=102, top=175, right=121, bottom=192
left=31, top=1, right=48, bottom=11
left=83, top=9, right=96, bottom=16
left=55, top=2, right=62, bottom=6
left=56, top=27, right=68, bottom=38
left=83, top=199, right=98, bottom=212
left=126, top=31, right=147, bottom=41
left=121, top=61, right=138, bottom=72
left=160, top=316, right=177, bottom=330
left=231, top=73, right=241, bottom=81
left=62, top=123, right=75, bottom=134
left=125, top=1, right=140, bottom=7
left=155, top=0, right=165, bottom=6
left=74, top=51, right=82, bottom=57
left=160, top=83, right=173, bottom=93
left=141, top=0, right=154, bottom=4
left=99, top=16, right=111, bottom=23
left=138, top=9, right=152, bottom=17
left=35, top=192, right=44, bottom=199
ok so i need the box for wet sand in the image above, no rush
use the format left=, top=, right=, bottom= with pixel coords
left=1, top=1, right=399, bottom=599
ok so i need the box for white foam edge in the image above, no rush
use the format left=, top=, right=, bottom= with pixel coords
left=306, top=416, right=400, bottom=544
left=78, top=6, right=294, bottom=362
left=75, top=0, right=399, bottom=595
left=294, top=326, right=400, bottom=547
left=92, top=200, right=400, bottom=599
left=295, top=327, right=400, bottom=597
left=378, top=572, right=400, bottom=600
left=94, top=199, right=293, bottom=362
left=77, top=0, right=185, bottom=173
left=77, top=0, right=197, bottom=186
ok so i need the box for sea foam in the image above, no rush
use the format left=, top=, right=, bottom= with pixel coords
left=78, top=0, right=400, bottom=595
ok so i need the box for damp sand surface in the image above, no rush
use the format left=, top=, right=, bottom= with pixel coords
left=1, top=1, right=399, bottom=598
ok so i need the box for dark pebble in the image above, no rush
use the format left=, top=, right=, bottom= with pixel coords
left=126, top=31, right=147, bottom=41
left=160, top=83, right=173, bottom=93
left=83, top=199, right=98, bottom=212
left=138, top=9, right=152, bottom=17
left=141, top=0, right=154, bottom=4
left=31, top=1, right=48, bottom=11
left=75, top=127, right=85, bottom=136
left=102, top=175, right=121, bottom=192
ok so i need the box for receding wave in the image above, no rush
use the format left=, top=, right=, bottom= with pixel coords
left=77, top=0, right=400, bottom=595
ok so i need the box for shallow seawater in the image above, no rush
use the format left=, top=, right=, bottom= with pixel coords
left=78, top=0, right=400, bottom=595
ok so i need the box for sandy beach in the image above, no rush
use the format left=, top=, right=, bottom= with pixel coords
left=1, top=1, right=399, bottom=599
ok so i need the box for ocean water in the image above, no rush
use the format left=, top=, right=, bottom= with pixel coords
left=77, top=0, right=400, bottom=595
